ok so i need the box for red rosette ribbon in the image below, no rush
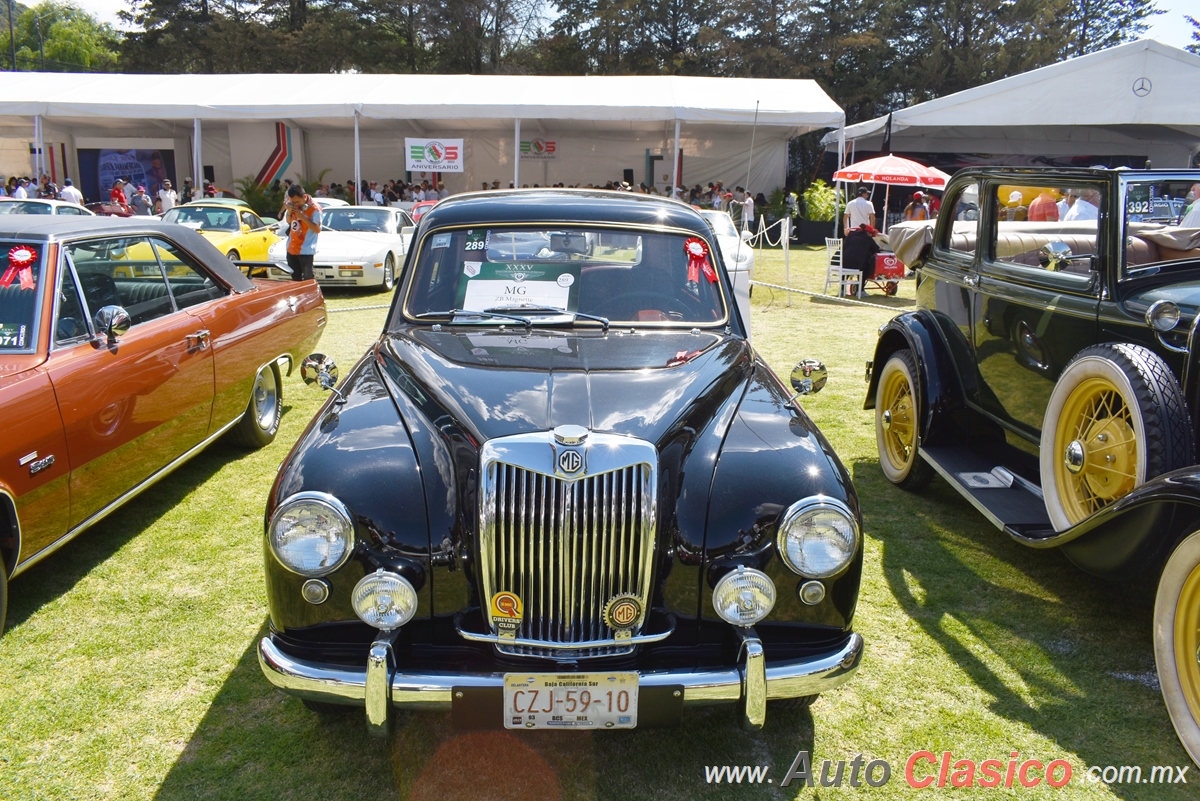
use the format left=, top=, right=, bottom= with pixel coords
left=1, top=245, right=37, bottom=290
left=684, top=237, right=717, bottom=284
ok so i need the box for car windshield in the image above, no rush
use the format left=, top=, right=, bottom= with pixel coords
left=0, top=240, right=45, bottom=351
left=403, top=225, right=728, bottom=326
left=163, top=206, right=239, bottom=232
left=0, top=201, right=51, bottom=215
left=323, top=209, right=392, bottom=233
left=1123, top=178, right=1200, bottom=278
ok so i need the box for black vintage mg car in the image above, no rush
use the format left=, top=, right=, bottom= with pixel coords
left=867, top=167, right=1200, bottom=764
left=258, top=189, right=864, bottom=734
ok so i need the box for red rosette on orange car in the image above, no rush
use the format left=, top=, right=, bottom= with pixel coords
left=684, top=237, right=717, bottom=285
left=2, top=245, right=37, bottom=290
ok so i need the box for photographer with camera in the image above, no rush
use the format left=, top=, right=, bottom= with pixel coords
left=283, top=183, right=322, bottom=281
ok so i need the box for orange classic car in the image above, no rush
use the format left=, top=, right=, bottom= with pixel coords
left=0, top=216, right=326, bottom=633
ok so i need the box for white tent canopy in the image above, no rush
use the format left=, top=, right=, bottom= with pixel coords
left=822, top=40, right=1200, bottom=168
left=0, top=73, right=844, bottom=201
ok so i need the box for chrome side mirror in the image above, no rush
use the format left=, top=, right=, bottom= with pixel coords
left=790, top=359, right=828, bottom=396
left=301, top=353, right=338, bottom=390
left=94, top=305, right=131, bottom=344
left=1039, top=241, right=1073, bottom=271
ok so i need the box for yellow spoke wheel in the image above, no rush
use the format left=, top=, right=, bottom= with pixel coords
left=1053, top=376, right=1139, bottom=523
left=875, top=349, right=932, bottom=490
left=1041, top=344, right=1191, bottom=531
left=1156, top=532, right=1200, bottom=765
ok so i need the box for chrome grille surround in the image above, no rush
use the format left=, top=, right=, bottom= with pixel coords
left=478, top=429, right=658, bottom=658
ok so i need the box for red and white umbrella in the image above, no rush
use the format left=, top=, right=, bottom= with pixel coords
left=834, top=155, right=950, bottom=233
left=833, top=154, right=950, bottom=187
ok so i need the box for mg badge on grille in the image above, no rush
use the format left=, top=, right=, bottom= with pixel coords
left=558, top=448, right=584, bottom=474
left=604, top=595, right=643, bottom=640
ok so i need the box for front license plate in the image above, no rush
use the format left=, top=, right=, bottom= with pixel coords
left=503, top=672, right=638, bottom=730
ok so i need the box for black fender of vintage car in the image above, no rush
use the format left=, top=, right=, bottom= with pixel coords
left=864, top=308, right=973, bottom=448
left=265, top=328, right=862, bottom=639
left=1014, top=467, right=1200, bottom=580
left=265, top=347, right=436, bottom=632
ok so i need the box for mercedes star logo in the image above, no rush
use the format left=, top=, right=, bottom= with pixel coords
left=1132, top=77, right=1152, bottom=97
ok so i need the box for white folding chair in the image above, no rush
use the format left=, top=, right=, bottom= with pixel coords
left=823, top=237, right=862, bottom=297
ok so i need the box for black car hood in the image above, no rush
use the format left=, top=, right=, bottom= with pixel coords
left=379, top=327, right=752, bottom=447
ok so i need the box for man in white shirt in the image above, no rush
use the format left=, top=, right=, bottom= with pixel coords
left=12, top=179, right=29, bottom=199
left=739, top=191, right=756, bottom=230
left=844, top=186, right=876, bottom=232
left=1062, top=188, right=1100, bottom=222
left=157, top=180, right=178, bottom=212
left=59, top=179, right=84, bottom=205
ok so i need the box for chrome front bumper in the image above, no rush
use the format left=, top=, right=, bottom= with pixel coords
left=258, top=630, right=864, bottom=736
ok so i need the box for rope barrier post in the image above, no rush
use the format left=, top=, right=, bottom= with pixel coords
left=783, top=217, right=791, bottom=307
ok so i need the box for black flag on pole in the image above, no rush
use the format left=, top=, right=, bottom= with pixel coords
left=881, top=113, right=893, bottom=154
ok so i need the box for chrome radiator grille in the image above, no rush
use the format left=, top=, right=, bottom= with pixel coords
left=478, top=431, right=658, bottom=658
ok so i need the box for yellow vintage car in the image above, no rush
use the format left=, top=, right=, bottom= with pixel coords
left=161, top=203, right=280, bottom=262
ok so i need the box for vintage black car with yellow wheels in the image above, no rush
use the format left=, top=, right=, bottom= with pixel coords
left=258, top=189, right=864, bottom=735
left=867, top=167, right=1200, bottom=765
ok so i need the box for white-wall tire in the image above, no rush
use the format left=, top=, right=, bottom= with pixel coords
left=875, top=349, right=933, bottom=490
left=1040, top=344, right=1192, bottom=531
left=1155, top=531, right=1200, bottom=766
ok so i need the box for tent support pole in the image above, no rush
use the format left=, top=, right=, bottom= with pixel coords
left=193, top=118, right=202, bottom=201
left=354, top=112, right=361, bottom=205
left=834, top=122, right=845, bottom=238
left=672, top=119, right=680, bottom=198
left=33, top=115, right=42, bottom=180
left=513, top=119, right=521, bottom=188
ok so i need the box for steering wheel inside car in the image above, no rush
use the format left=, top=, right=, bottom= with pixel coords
left=599, top=289, right=714, bottom=322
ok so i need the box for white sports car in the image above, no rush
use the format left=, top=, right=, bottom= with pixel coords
left=269, top=205, right=415, bottom=290
left=700, top=209, right=755, bottom=336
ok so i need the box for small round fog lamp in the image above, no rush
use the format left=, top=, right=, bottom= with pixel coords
left=798, top=580, right=826, bottom=606
left=352, top=569, right=418, bottom=631
left=712, top=566, right=776, bottom=627
left=301, top=578, right=330, bottom=605
left=1147, top=300, right=1181, bottom=333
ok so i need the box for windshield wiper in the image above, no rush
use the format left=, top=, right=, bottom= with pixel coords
left=485, top=304, right=610, bottom=330
left=413, top=309, right=532, bottom=327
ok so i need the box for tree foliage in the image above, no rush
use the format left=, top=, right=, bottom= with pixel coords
left=0, top=1, right=120, bottom=71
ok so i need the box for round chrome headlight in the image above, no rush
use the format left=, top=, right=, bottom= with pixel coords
left=352, top=570, right=418, bottom=630
left=1146, top=299, right=1181, bottom=333
left=777, top=497, right=859, bottom=578
left=268, top=492, right=354, bottom=577
left=712, top=566, right=776, bottom=627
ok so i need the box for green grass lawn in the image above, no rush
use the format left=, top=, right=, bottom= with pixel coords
left=0, top=252, right=1193, bottom=800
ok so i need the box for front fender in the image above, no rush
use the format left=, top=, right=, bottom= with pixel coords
left=266, top=350, right=431, bottom=631
left=702, top=362, right=862, bottom=630
left=1014, top=467, right=1200, bottom=579
left=864, top=310, right=970, bottom=448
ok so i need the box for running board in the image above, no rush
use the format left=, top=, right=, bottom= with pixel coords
left=920, top=446, right=1054, bottom=537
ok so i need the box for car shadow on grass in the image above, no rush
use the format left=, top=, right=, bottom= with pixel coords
left=152, top=625, right=828, bottom=801
left=851, top=458, right=1195, bottom=798
left=6, top=442, right=238, bottom=633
